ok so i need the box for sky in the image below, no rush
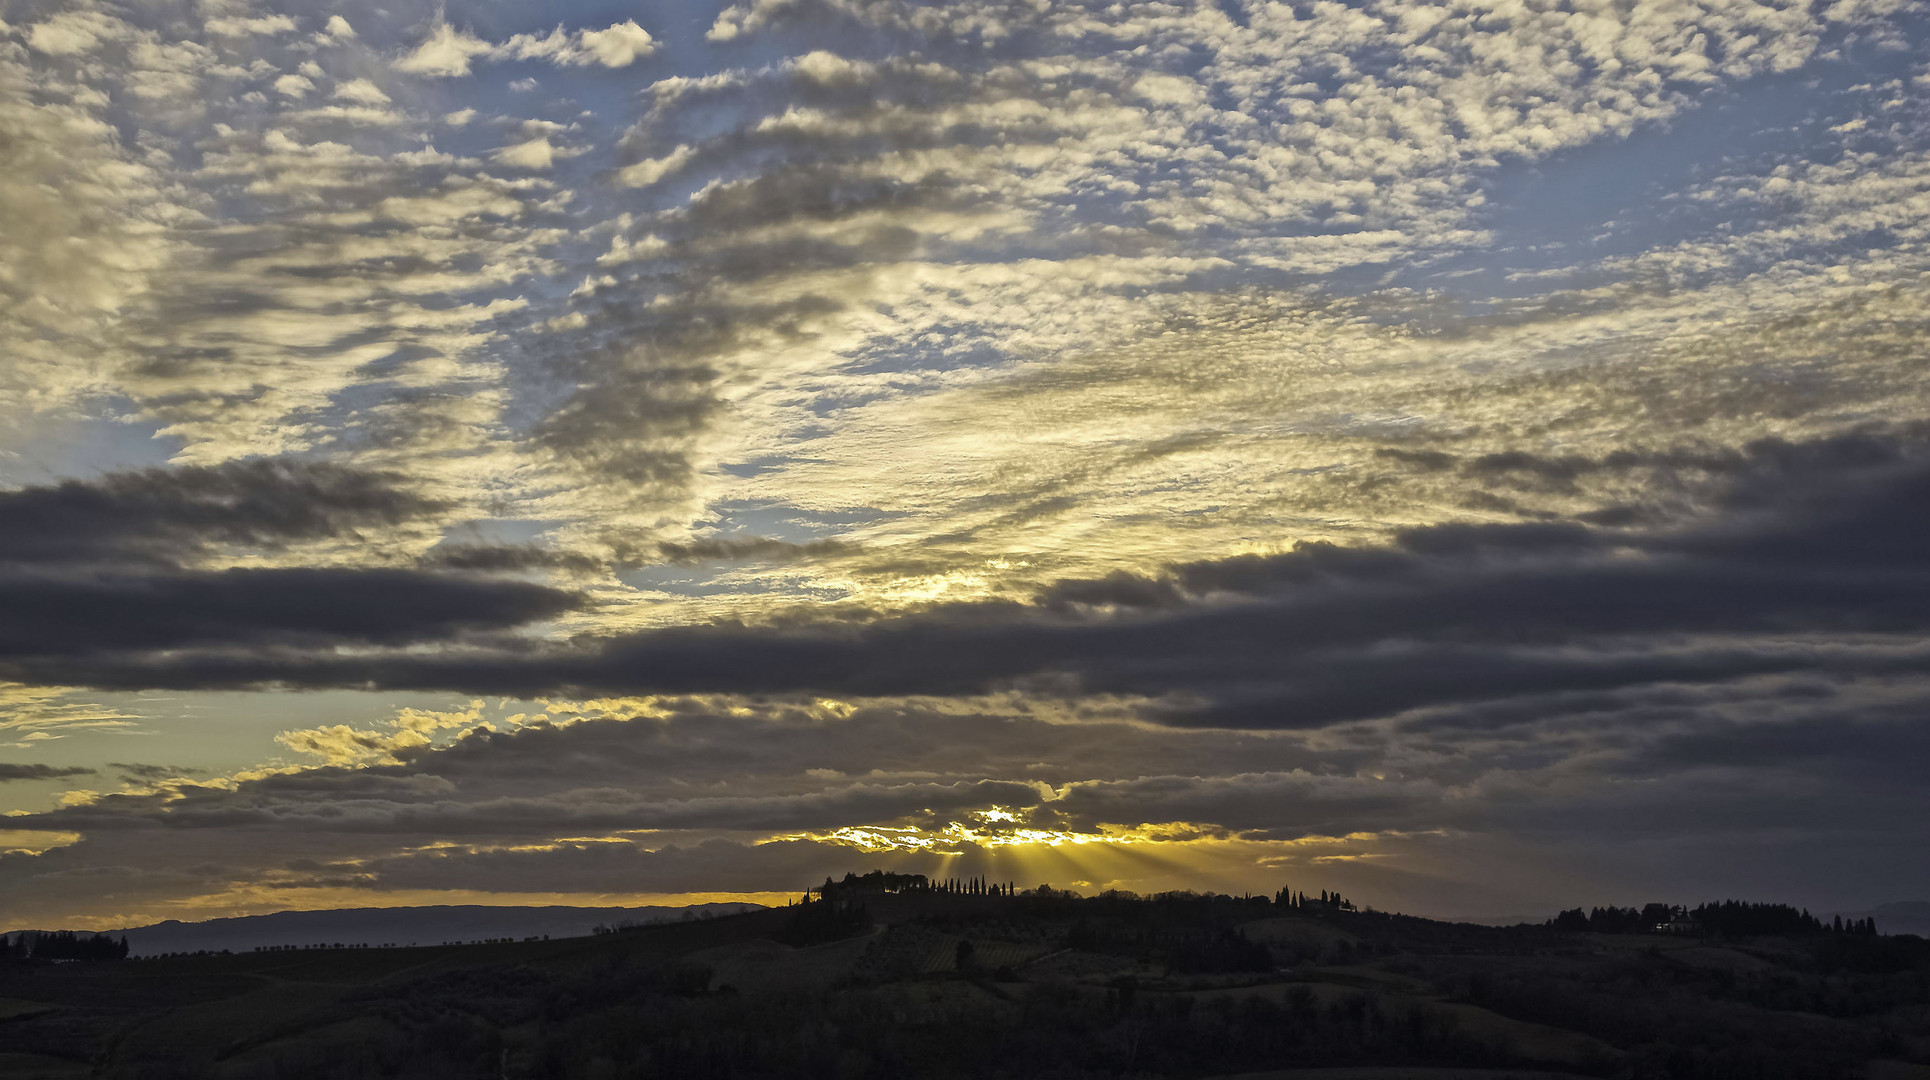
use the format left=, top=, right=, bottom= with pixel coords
left=2, top=0, right=1929, bottom=930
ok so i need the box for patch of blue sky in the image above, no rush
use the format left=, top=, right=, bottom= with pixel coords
left=691, top=498, right=905, bottom=543
left=799, top=388, right=912, bottom=417
left=342, top=342, right=451, bottom=383
left=1423, top=32, right=1927, bottom=303
left=306, top=373, right=472, bottom=455
left=432, top=517, right=566, bottom=548
left=429, top=0, right=822, bottom=137
left=719, top=456, right=814, bottom=478
left=0, top=405, right=184, bottom=487
left=615, top=564, right=719, bottom=593
left=840, top=327, right=1015, bottom=377
left=1213, top=0, right=1252, bottom=30
left=379, top=0, right=722, bottom=69
left=617, top=565, right=850, bottom=598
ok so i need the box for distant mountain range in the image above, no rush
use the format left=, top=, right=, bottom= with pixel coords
left=11, top=903, right=765, bottom=956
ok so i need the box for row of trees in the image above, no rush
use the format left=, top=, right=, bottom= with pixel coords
left=1275, top=887, right=1356, bottom=911
left=251, top=941, right=420, bottom=951
left=810, top=871, right=1016, bottom=902
left=1548, top=904, right=1694, bottom=933
left=1546, top=900, right=1879, bottom=937
left=1831, top=914, right=1881, bottom=936
left=796, top=870, right=1358, bottom=911
left=2, top=930, right=128, bottom=961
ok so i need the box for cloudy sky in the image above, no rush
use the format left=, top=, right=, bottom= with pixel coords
left=3, top=0, right=1929, bottom=930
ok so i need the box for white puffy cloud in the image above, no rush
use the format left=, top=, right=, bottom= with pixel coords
left=614, top=143, right=692, bottom=187
left=396, top=17, right=657, bottom=78
left=25, top=9, right=133, bottom=55
left=494, top=134, right=560, bottom=169
left=331, top=77, right=390, bottom=105
left=574, top=20, right=657, bottom=67
left=393, top=18, right=494, bottom=77
left=203, top=13, right=297, bottom=38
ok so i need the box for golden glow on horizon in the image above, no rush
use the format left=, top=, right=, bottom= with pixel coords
left=766, top=807, right=1223, bottom=854
left=8, top=815, right=1416, bottom=927
left=765, top=809, right=1402, bottom=892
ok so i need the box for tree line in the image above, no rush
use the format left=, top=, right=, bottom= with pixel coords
left=1546, top=900, right=1879, bottom=937
left=1274, top=886, right=1357, bottom=911
left=811, top=871, right=1016, bottom=900
left=2, top=930, right=128, bottom=961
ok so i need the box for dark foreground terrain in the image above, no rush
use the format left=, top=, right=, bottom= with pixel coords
left=3, top=880, right=1929, bottom=1080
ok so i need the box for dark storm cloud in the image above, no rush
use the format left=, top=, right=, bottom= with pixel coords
left=420, top=545, right=606, bottom=573
left=0, top=764, right=95, bottom=782
left=1609, top=698, right=1930, bottom=787
left=0, top=460, right=447, bottom=568
left=0, top=568, right=580, bottom=658
left=367, top=699, right=1354, bottom=820
left=10, top=431, right=1930, bottom=732
left=109, top=764, right=203, bottom=782
left=0, top=700, right=1349, bottom=859
left=5, top=682, right=1926, bottom=912
left=0, top=461, right=581, bottom=658
left=24, top=762, right=1042, bottom=838
left=1373, top=428, right=1930, bottom=525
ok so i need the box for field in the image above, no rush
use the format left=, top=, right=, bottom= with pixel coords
left=1, top=892, right=1928, bottom=1078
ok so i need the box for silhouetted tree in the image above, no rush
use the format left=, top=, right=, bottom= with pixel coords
left=778, top=896, right=869, bottom=946
left=1692, top=901, right=1824, bottom=937
left=23, top=930, right=126, bottom=961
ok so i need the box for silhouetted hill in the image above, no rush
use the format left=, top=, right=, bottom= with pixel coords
left=2, top=881, right=1927, bottom=1079
left=8, top=902, right=763, bottom=957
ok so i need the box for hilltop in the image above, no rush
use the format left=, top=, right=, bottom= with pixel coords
left=0, top=877, right=1926, bottom=1079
